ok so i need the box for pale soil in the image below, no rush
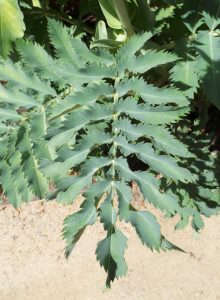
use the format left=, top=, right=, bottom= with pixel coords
left=0, top=198, right=220, bottom=300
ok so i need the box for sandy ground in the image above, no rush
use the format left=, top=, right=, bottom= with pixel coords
left=0, top=198, right=220, bottom=300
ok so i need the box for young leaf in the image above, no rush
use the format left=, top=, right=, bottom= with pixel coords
left=121, top=50, right=178, bottom=74
left=63, top=201, right=97, bottom=257
left=96, top=228, right=128, bottom=288
left=129, top=211, right=161, bottom=250
left=116, top=98, right=189, bottom=124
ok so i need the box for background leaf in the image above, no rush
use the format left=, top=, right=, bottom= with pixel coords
left=0, top=0, right=25, bottom=57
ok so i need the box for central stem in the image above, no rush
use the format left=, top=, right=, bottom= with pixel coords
left=110, top=77, right=120, bottom=182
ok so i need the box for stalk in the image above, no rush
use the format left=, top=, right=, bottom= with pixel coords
left=110, top=76, right=120, bottom=182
